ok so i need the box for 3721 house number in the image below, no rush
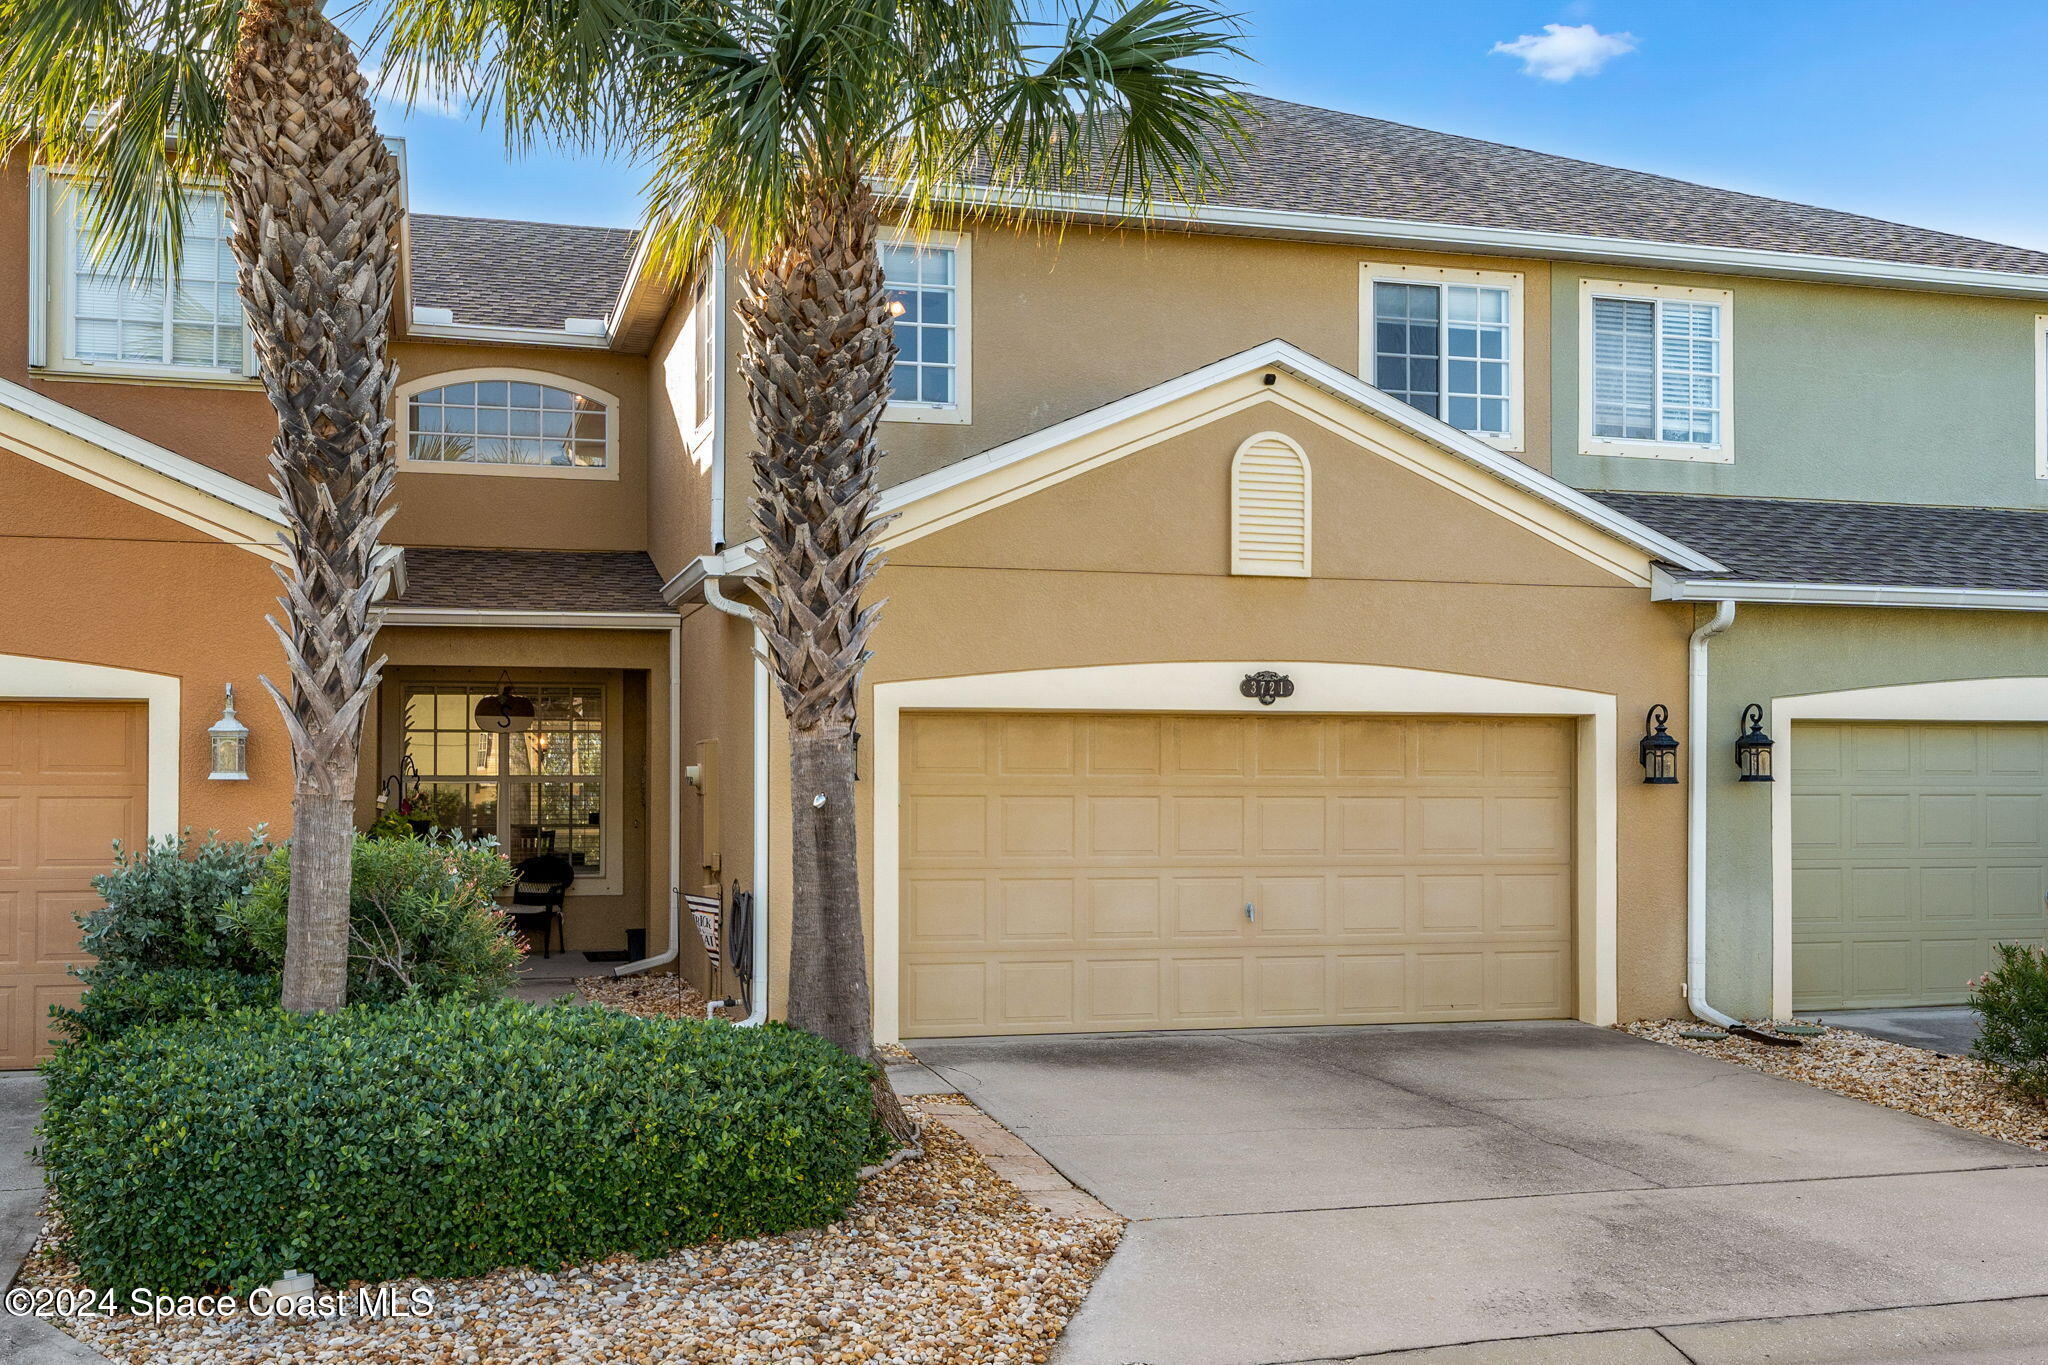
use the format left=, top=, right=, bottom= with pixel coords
left=1240, top=671, right=1296, bottom=705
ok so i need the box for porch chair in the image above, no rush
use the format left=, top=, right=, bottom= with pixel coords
left=508, top=854, right=574, bottom=959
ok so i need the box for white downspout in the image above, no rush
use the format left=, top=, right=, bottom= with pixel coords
left=703, top=576, right=771, bottom=1027
left=614, top=621, right=683, bottom=978
left=1687, top=600, right=1740, bottom=1028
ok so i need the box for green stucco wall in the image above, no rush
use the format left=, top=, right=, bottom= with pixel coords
left=1550, top=267, right=2047, bottom=510
left=1699, top=603, right=2048, bottom=1019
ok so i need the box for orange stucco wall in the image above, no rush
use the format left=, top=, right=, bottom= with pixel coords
left=0, top=451, right=291, bottom=838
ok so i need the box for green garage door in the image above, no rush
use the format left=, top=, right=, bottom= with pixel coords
left=1792, top=722, right=2048, bottom=1010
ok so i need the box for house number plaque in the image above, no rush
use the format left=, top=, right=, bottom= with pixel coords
left=1240, top=671, right=1296, bottom=706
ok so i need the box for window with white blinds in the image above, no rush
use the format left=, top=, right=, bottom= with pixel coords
left=1586, top=284, right=1729, bottom=454
left=1230, top=431, right=1312, bottom=577
left=67, top=190, right=248, bottom=375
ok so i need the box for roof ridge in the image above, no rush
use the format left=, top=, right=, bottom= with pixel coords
left=411, top=211, right=638, bottom=237
left=1240, top=94, right=2038, bottom=259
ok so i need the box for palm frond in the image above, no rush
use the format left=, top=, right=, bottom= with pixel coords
left=0, top=0, right=243, bottom=277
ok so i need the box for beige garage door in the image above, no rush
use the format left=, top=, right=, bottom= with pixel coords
left=0, top=702, right=147, bottom=1068
left=899, top=711, right=1576, bottom=1037
left=1793, top=722, right=2048, bottom=1010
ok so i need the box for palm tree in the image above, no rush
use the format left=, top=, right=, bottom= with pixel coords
left=0, top=0, right=400, bottom=1013
left=382, top=0, right=1250, bottom=1140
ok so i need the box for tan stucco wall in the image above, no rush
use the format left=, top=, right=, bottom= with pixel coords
left=357, top=627, right=674, bottom=954
left=0, top=451, right=292, bottom=838
left=743, top=398, right=1692, bottom=1025
left=645, top=290, right=717, bottom=582
left=674, top=602, right=760, bottom=999
left=385, top=342, right=653, bottom=553
left=721, top=223, right=1558, bottom=523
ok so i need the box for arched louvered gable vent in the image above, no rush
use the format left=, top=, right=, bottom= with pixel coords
left=1230, top=431, right=1312, bottom=577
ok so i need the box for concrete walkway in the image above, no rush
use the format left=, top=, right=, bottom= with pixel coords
left=1810, top=1005, right=1981, bottom=1056
left=0, top=1072, right=110, bottom=1363
left=911, top=1022, right=2048, bottom=1365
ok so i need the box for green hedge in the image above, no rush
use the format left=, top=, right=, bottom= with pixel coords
left=40, top=999, right=872, bottom=1295
left=49, top=969, right=280, bottom=1047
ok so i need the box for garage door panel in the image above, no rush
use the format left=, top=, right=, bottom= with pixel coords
left=1794, top=722, right=2048, bottom=1010
left=902, top=711, right=1575, bottom=1036
left=0, top=702, right=145, bottom=1068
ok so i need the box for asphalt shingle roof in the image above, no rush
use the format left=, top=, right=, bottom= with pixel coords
left=1071, top=95, right=2048, bottom=276
left=1591, top=491, right=2048, bottom=593
left=398, top=548, right=670, bottom=614
left=408, top=214, right=638, bottom=331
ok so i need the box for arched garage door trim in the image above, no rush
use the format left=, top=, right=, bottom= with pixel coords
left=0, top=654, right=179, bottom=835
left=872, top=661, right=1618, bottom=1042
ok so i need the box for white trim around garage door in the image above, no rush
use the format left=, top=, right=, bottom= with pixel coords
left=0, top=654, right=180, bottom=837
left=871, top=661, right=1620, bottom=1042
left=1769, top=677, right=2048, bottom=1020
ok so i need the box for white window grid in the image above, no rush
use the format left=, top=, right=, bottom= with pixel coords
left=71, top=191, right=246, bottom=373
left=400, top=681, right=609, bottom=878
left=408, top=379, right=609, bottom=468
left=882, top=241, right=958, bottom=407
left=1591, top=294, right=1723, bottom=446
left=1370, top=280, right=1513, bottom=437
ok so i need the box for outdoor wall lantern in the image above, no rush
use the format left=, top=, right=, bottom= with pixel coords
left=1638, top=704, right=1679, bottom=784
left=1735, top=703, right=1775, bottom=782
left=207, top=684, right=250, bottom=781
left=474, top=672, right=536, bottom=734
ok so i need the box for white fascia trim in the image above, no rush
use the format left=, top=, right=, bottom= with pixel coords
left=917, top=184, right=2048, bottom=300
left=0, top=375, right=287, bottom=559
left=380, top=607, right=677, bottom=630
left=0, top=654, right=180, bottom=837
left=1653, top=565, right=2048, bottom=612
left=719, top=339, right=1722, bottom=575
left=405, top=319, right=613, bottom=350
left=1768, top=676, right=2048, bottom=1019
left=871, top=660, right=1621, bottom=1042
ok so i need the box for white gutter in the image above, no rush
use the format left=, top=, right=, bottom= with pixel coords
left=698, top=574, right=771, bottom=1028
left=1653, top=565, right=2048, bottom=612
left=405, top=317, right=613, bottom=350
left=709, top=238, right=732, bottom=549
left=1686, top=600, right=1740, bottom=1029
left=378, top=607, right=679, bottom=630
left=615, top=620, right=684, bottom=979
left=915, top=183, right=2048, bottom=300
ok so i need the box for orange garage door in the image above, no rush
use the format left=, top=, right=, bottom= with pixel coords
left=899, top=711, right=1576, bottom=1037
left=0, top=702, right=147, bottom=1068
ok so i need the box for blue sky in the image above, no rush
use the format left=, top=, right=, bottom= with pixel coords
left=370, top=0, right=2048, bottom=251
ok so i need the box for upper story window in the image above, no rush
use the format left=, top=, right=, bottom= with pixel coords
left=30, top=172, right=254, bottom=384
left=1361, top=264, right=1524, bottom=452
left=397, top=369, right=619, bottom=480
left=690, top=275, right=715, bottom=435
left=1579, top=279, right=1734, bottom=463
left=882, top=230, right=971, bottom=424
left=2034, top=315, right=2048, bottom=481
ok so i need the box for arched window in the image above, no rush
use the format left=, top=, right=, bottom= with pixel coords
left=400, top=371, right=617, bottom=476
left=1230, top=431, right=1312, bottom=577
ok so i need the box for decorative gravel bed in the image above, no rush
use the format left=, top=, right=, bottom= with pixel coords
left=570, top=971, right=710, bottom=1019
left=1622, top=1018, right=2048, bottom=1154
left=21, top=1102, right=1123, bottom=1364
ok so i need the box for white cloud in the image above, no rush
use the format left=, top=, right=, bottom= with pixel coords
left=1491, top=23, right=1637, bottom=82
left=360, top=63, right=465, bottom=120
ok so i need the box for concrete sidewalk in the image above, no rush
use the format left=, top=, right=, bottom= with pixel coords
left=912, top=1022, right=2048, bottom=1365
left=0, top=1071, right=111, bottom=1363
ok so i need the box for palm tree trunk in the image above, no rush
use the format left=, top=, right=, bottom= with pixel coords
left=221, top=0, right=401, bottom=1013
left=737, top=170, right=914, bottom=1146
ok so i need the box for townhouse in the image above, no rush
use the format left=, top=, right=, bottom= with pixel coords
left=5, top=95, right=2048, bottom=1063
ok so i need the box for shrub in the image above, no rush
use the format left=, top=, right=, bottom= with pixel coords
left=40, top=1000, right=872, bottom=1295
left=1973, top=942, right=2048, bottom=1102
left=49, top=969, right=280, bottom=1047
left=229, top=834, right=521, bottom=1004
left=79, top=830, right=271, bottom=975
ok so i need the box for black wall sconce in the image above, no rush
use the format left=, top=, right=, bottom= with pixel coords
left=1735, top=703, right=1774, bottom=782
left=1639, top=704, right=1679, bottom=784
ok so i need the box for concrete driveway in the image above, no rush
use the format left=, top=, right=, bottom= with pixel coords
left=911, top=1021, right=2048, bottom=1364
